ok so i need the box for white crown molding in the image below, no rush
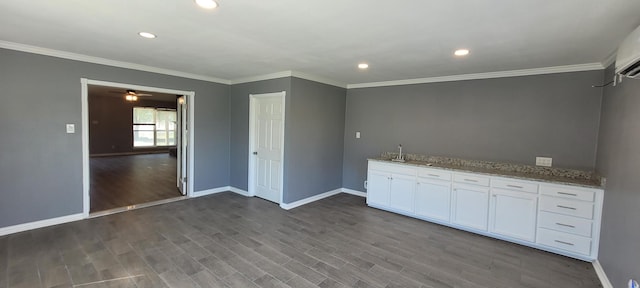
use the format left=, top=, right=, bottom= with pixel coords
left=601, top=51, right=617, bottom=69
left=0, top=40, right=231, bottom=85
left=290, top=71, right=347, bottom=88
left=230, top=71, right=294, bottom=85
left=347, top=63, right=606, bottom=89
left=230, top=70, right=347, bottom=88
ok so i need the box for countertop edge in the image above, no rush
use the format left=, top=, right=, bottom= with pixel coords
left=368, top=158, right=604, bottom=190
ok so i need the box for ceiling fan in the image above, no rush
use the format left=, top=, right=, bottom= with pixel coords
left=109, top=89, right=153, bottom=101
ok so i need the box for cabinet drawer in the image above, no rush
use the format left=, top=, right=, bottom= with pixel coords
left=538, top=211, right=593, bottom=237
left=453, top=173, right=490, bottom=186
left=492, top=178, right=538, bottom=194
left=369, top=162, right=417, bottom=176
left=540, top=185, right=595, bottom=202
left=418, top=168, right=451, bottom=181
left=539, top=196, right=594, bottom=219
left=537, top=228, right=591, bottom=256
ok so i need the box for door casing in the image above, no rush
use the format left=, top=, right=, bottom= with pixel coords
left=248, top=91, right=286, bottom=205
left=80, top=78, right=195, bottom=217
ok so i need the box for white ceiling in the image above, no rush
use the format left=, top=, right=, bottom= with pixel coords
left=1, top=0, right=640, bottom=86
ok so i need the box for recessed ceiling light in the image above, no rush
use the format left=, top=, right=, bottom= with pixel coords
left=138, top=32, right=156, bottom=39
left=195, top=0, right=218, bottom=9
left=358, top=63, right=369, bottom=69
left=454, top=49, right=470, bottom=56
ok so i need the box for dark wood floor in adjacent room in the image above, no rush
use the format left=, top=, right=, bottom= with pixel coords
left=90, top=153, right=182, bottom=213
left=0, top=193, right=602, bottom=288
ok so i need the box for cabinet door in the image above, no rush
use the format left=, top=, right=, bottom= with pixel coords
left=489, top=188, right=538, bottom=242
left=452, top=185, right=489, bottom=231
left=388, top=174, right=416, bottom=213
left=415, top=179, right=451, bottom=222
left=367, top=170, right=390, bottom=207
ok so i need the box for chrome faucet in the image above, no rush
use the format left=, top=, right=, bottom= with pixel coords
left=392, top=144, right=406, bottom=162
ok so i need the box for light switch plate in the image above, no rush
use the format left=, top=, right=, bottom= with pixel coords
left=356, top=132, right=361, bottom=139
left=536, top=157, right=552, bottom=167
left=66, top=124, right=75, bottom=134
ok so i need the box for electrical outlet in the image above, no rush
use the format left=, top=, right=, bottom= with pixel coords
left=536, top=157, right=552, bottom=167
left=364, top=180, right=368, bottom=190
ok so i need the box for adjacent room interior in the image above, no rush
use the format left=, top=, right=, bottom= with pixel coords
left=88, top=85, right=186, bottom=213
left=1, top=1, right=640, bottom=288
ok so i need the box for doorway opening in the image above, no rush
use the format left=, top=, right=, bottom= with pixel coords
left=248, top=91, right=286, bottom=205
left=81, top=79, right=195, bottom=217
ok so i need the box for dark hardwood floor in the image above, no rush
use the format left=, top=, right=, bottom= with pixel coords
left=0, top=193, right=602, bottom=288
left=90, top=153, right=182, bottom=213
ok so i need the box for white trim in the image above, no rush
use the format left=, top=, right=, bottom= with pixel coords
left=593, top=260, right=614, bottom=288
left=601, top=51, right=617, bottom=69
left=0, top=40, right=230, bottom=84
left=89, top=196, right=187, bottom=218
left=341, top=188, right=367, bottom=197
left=229, top=187, right=250, bottom=197
left=248, top=91, right=287, bottom=205
left=81, top=79, right=90, bottom=218
left=280, top=189, right=343, bottom=210
left=346, top=63, right=606, bottom=89
left=231, top=71, right=294, bottom=85
left=0, top=213, right=83, bottom=236
left=290, top=71, right=346, bottom=88
left=191, top=187, right=231, bottom=198
left=81, top=79, right=195, bottom=218
left=230, top=70, right=346, bottom=88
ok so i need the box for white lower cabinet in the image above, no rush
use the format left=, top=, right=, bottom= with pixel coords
left=489, top=188, right=538, bottom=242
left=415, top=178, right=451, bottom=222
left=366, top=160, right=604, bottom=261
left=388, top=174, right=416, bottom=213
left=366, top=170, right=391, bottom=207
left=451, top=184, right=489, bottom=231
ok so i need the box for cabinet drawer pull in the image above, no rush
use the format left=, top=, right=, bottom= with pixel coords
left=506, top=184, right=524, bottom=189
left=427, top=174, right=440, bottom=177
left=554, top=240, right=575, bottom=246
left=557, top=192, right=578, bottom=197
left=464, top=178, right=478, bottom=182
left=555, top=223, right=575, bottom=228
left=556, top=205, right=577, bottom=210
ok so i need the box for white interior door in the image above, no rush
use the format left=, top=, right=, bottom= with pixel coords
left=177, top=96, right=187, bottom=195
left=250, top=93, right=285, bottom=203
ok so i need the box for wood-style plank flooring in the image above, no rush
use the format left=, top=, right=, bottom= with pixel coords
left=90, top=154, right=182, bottom=213
left=0, top=193, right=601, bottom=288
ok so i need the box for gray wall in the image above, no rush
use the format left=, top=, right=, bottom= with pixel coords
left=284, top=78, right=346, bottom=203
left=595, top=66, right=640, bottom=288
left=229, top=77, right=346, bottom=203
left=343, top=71, right=604, bottom=191
left=89, top=95, right=176, bottom=155
left=0, top=48, right=230, bottom=228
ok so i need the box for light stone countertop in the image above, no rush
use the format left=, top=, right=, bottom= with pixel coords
left=369, top=154, right=604, bottom=189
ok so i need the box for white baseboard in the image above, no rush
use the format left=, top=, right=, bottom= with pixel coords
left=341, top=188, right=366, bottom=197
left=593, top=260, right=613, bottom=288
left=191, top=186, right=230, bottom=198
left=280, top=188, right=343, bottom=210
left=192, top=186, right=251, bottom=198
left=229, top=186, right=250, bottom=197
left=0, top=213, right=84, bottom=237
